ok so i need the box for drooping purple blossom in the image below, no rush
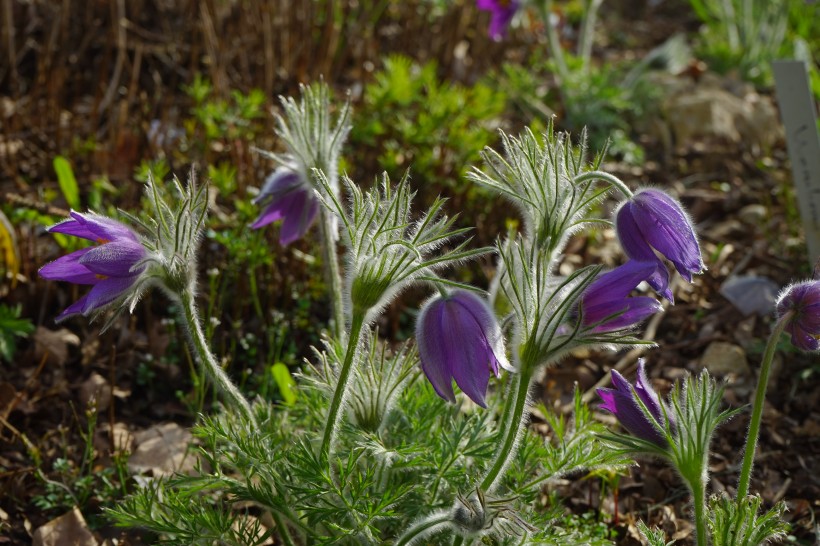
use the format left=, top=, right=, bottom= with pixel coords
left=580, top=261, right=664, bottom=332
left=38, top=212, right=147, bottom=321
left=416, top=290, right=511, bottom=407
left=597, top=359, right=671, bottom=448
left=477, top=0, right=519, bottom=41
left=615, top=188, right=704, bottom=299
left=251, top=167, right=320, bottom=246
left=776, top=280, right=820, bottom=351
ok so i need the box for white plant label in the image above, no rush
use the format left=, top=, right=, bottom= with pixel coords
left=773, top=60, right=820, bottom=266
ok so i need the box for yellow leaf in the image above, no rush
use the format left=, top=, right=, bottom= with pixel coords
left=0, top=209, right=20, bottom=288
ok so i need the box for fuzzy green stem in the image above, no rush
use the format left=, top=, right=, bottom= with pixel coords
left=480, top=370, right=532, bottom=493
left=691, top=477, right=708, bottom=546
left=573, top=170, right=634, bottom=199
left=178, top=290, right=256, bottom=425
left=736, top=314, right=791, bottom=499
left=319, top=209, right=346, bottom=342
left=395, top=513, right=452, bottom=546
left=320, top=311, right=366, bottom=462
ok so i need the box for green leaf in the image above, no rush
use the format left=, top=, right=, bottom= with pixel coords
left=271, top=363, right=296, bottom=406
left=53, top=156, right=81, bottom=210
left=0, top=304, right=34, bottom=362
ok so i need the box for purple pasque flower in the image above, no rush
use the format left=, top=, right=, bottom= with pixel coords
left=597, top=359, right=671, bottom=448
left=416, top=289, right=512, bottom=407
left=251, top=166, right=320, bottom=246
left=615, top=188, right=705, bottom=299
left=477, top=0, right=519, bottom=41
left=39, top=212, right=147, bottom=321
left=580, top=260, right=664, bottom=332
left=776, top=280, right=820, bottom=351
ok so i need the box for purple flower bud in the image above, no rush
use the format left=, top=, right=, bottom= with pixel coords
left=776, top=280, right=820, bottom=351
left=251, top=167, right=320, bottom=246
left=597, top=359, right=671, bottom=448
left=580, top=261, right=664, bottom=332
left=476, top=0, right=519, bottom=41
left=416, top=290, right=511, bottom=407
left=615, top=188, right=704, bottom=299
left=39, top=212, right=147, bottom=321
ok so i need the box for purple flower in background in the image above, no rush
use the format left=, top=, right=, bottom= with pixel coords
left=416, top=290, right=511, bottom=407
left=616, top=188, right=704, bottom=300
left=251, top=167, right=320, bottom=246
left=597, top=359, right=671, bottom=448
left=776, top=280, right=820, bottom=351
left=580, top=261, right=664, bottom=332
left=39, top=212, right=147, bottom=321
left=477, top=0, right=519, bottom=41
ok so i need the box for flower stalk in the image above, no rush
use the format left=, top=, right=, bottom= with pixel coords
left=318, top=208, right=345, bottom=341
left=691, top=476, right=708, bottom=546
left=319, top=310, right=366, bottom=462
left=480, top=369, right=532, bottom=492
left=177, top=289, right=256, bottom=426
left=736, top=313, right=791, bottom=499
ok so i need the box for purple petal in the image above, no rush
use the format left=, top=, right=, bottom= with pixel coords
left=615, top=204, right=659, bottom=263
left=477, top=0, right=518, bottom=41
left=645, top=260, right=673, bottom=302
left=609, top=369, right=632, bottom=394
left=278, top=191, right=320, bottom=246
left=251, top=202, right=286, bottom=229
left=416, top=298, right=458, bottom=403
left=630, top=189, right=704, bottom=280
left=38, top=247, right=99, bottom=284
left=253, top=168, right=303, bottom=205
left=597, top=387, right=619, bottom=414
left=634, top=360, right=664, bottom=422
left=586, top=297, right=662, bottom=332
left=78, top=240, right=146, bottom=277
left=598, top=363, right=669, bottom=447
left=49, top=212, right=139, bottom=244
left=582, top=261, right=662, bottom=331
left=56, top=295, right=91, bottom=321
left=416, top=290, right=507, bottom=406
left=81, top=275, right=140, bottom=314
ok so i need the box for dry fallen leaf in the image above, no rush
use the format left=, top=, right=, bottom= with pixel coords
left=127, top=422, right=195, bottom=477
left=33, top=326, right=80, bottom=368
left=78, top=373, right=111, bottom=412
left=31, top=507, right=98, bottom=546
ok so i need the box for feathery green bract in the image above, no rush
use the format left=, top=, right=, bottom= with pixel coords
left=317, top=171, right=489, bottom=322
left=708, top=494, right=788, bottom=546
left=468, top=123, right=610, bottom=257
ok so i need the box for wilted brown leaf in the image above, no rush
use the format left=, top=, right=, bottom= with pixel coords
left=127, top=422, right=194, bottom=477
left=31, top=507, right=98, bottom=546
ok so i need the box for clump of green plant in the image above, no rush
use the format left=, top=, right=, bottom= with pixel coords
left=183, top=74, right=267, bottom=145
left=500, top=1, right=692, bottom=164
left=350, top=54, right=507, bottom=197
left=689, top=0, right=819, bottom=87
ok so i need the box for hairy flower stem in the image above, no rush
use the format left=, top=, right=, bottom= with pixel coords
left=320, top=311, right=366, bottom=462
left=395, top=512, right=452, bottom=546
left=573, top=170, right=634, bottom=199
left=736, top=314, right=791, bottom=499
left=691, top=477, right=708, bottom=546
left=480, top=369, right=533, bottom=492
left=319, top=209, right=345, bottom=342
left=178, top=290, right=256, bottom=426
